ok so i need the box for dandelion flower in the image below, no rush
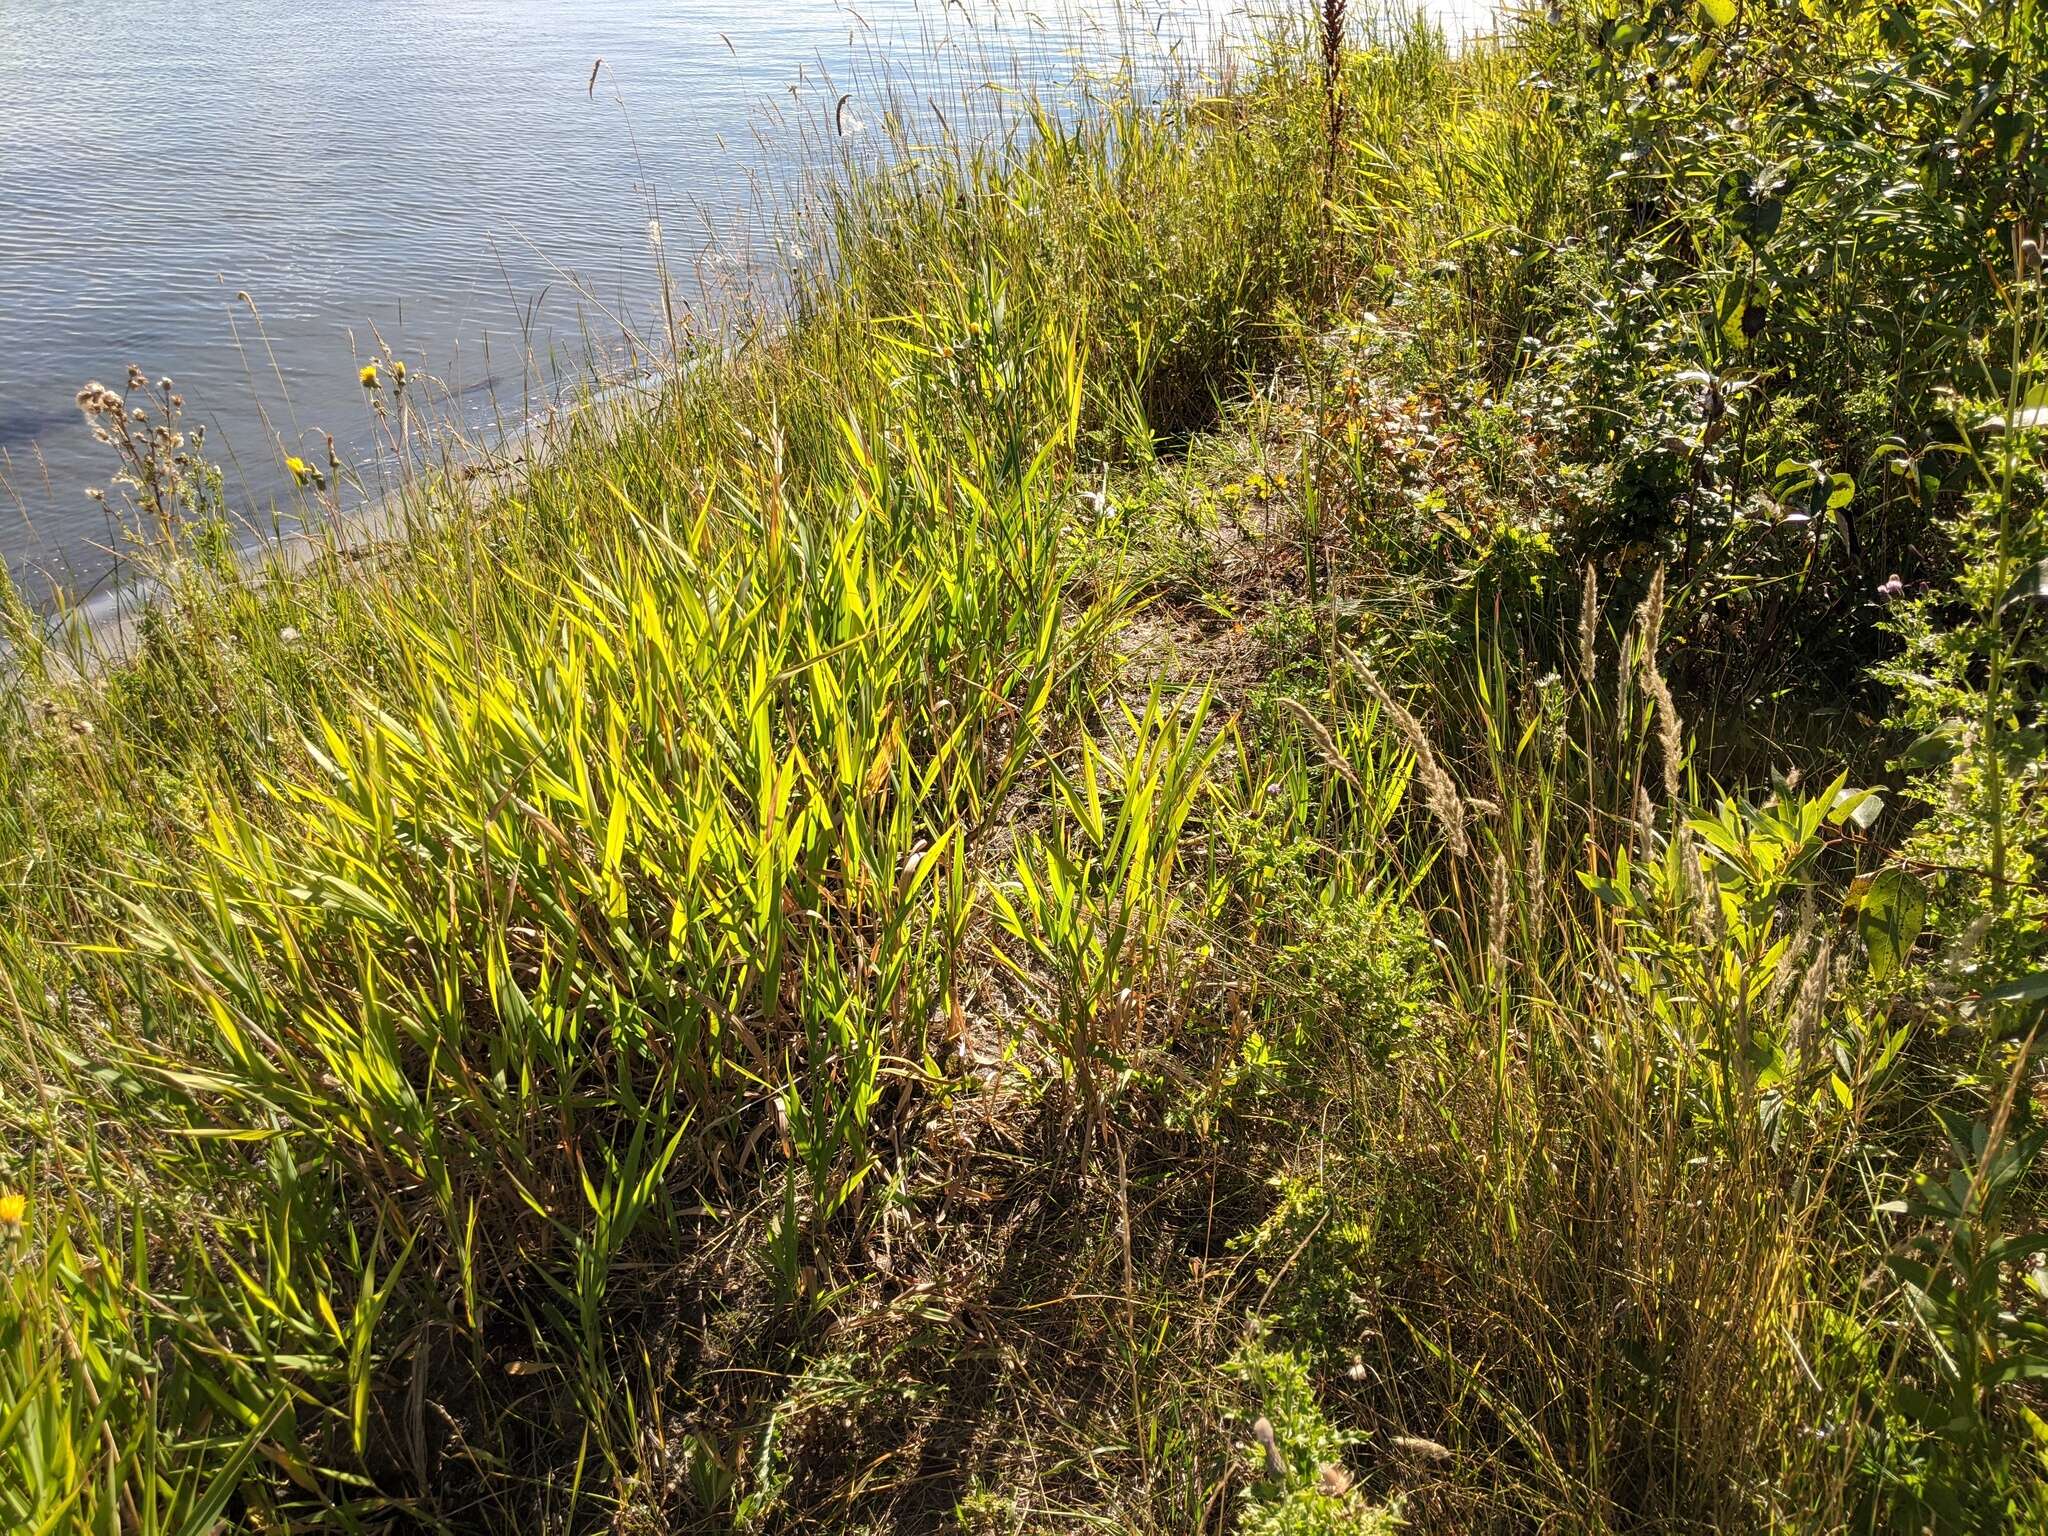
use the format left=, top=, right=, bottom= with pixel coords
left=359, top=362, right=380, bottom=389
left=0, top=1191, right=24, bottom=1228
left=287, top=455, right=312, bottom=483
left=392, top=360, right=407, bottom=385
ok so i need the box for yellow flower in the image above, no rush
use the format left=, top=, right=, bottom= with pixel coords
left=286, top=455, right=312, bottom=483
left=0, top=1191, right=24, bottom=1229
left=359, top=362, right=380, bottom=389
left=392, top=360, right=407, bottom=385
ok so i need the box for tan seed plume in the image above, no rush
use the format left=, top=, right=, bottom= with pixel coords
left=1634, top=566, right=1686, bottom=807
left=1578, top=563, right=1600, bottom=684
left=1350, top=652, right=1470, bottom=860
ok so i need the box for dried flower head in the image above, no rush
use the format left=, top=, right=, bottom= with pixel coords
left=1251, top=1415, right=1287, bottom=1480
left=76, top=382, right=124, bottom=418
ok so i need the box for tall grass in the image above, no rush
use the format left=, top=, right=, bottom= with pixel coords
left=3, top=2, right=2044, bottom=1531
left=0, top=33, right=1361, bottom=1532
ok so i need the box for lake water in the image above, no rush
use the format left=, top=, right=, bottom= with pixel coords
left=0, top=0, right=1478, bottom=597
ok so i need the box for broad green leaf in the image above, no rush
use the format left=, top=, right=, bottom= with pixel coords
left=1981, top=972, right=2048, bottom=1005
left=1717, top=277, right=1750, bottom=352
left=1604, top=16, right=1648, bottom=50
left=1999, top=556, right=2048, bottom=616
left=1699, top=0, right=1737, bottom=27
left=1719, top=169, right=1782, bottom=247
left=1829, top=786, right=1884, bottom=830
left=1894, top=728, right=1960, bottom=772
left=1856, top=868, right=1926, bottom=980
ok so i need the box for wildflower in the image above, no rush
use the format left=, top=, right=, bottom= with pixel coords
left=0, top=1191, right=24, bottom=1229
left=392, top=360, right=407, bottom=386
left=1877, top=573, right=1905, bottom=601
left=286, top=455, right=316, bottom=486
left=359, top=362, right=380, bottom=389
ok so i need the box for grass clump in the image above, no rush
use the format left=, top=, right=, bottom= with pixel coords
left=4, top=1, right=2048, bottom=1532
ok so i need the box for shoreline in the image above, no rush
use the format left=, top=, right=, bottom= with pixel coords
left=42, top=364, right=672, bottom=668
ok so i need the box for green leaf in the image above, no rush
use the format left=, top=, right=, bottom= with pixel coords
left=1856, top=868, right=1926, bottom=981
left=1981, top=972, right=2048, bottom=1006
left=1999, top=556, right=2048, bottom=616
left=1826, top=472, right=1856, bottom=512
left=1894, top=728, right=1960, bottom=773
left=1605, top=16, right=1648, bottom=51
left=1716, top=277, right=1750, bottom=352
left=1719, top=169, right=1783, bottom=247
left=1992, top=109, right=2034, bottom=162
left=1878, top=4, right=1917, bottom=46
left=1699, top=0, right=1738, bottom=27
left=1578, top=871, right=1629, bottom=909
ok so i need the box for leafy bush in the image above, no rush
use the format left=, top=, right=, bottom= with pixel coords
left=1486, top=0, right=2047, bottom=683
